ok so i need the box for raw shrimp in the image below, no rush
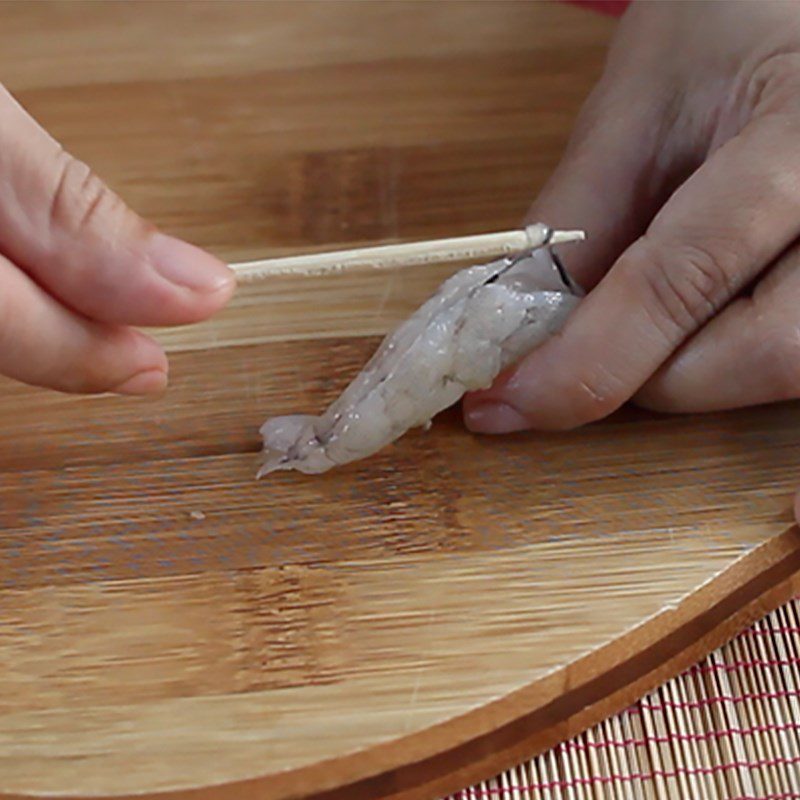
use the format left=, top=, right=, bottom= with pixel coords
left=258, top=224, right=584, bottom=476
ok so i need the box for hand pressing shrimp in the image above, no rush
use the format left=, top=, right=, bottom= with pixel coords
left=464, top=1, right=800, bottom=432
left=258, top=225, right=583, bottom=476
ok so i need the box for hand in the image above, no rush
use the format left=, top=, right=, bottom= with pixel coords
left=0, top=85, right=234, bottom=395
left=464, top=1, right=800, bottom=432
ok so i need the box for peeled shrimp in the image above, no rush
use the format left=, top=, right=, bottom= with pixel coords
left=258, top=224, right=584, bottom=476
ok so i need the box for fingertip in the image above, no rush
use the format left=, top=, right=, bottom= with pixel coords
left=85, top=326, right=169, bottom=396
left=110, top=368, right=168, bottom=397
left=145, top=232, right=237, bottom=322
left=463, top=398, right=531, bottom=434
left=124, top=327, right=170, bottom=374
left=146, top=233, right=236, bottom=298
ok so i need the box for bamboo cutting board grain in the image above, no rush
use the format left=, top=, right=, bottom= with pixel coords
left=1, top=3, right=800, bottom=799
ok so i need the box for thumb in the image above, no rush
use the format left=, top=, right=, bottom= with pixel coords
left=0, top=85, right=235, bottom=327
left=466, top=106, right=800, bottom=433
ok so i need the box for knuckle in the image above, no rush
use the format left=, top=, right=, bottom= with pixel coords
left=48, top=150, right=120, bottom=235
left=624, top=237, right=735, bottom=341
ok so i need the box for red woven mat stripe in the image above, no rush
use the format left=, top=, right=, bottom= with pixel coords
left=447, top=599, right=800, bottom=799
left=562, top=0, right=630, bottom=17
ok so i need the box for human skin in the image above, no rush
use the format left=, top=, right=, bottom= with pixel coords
left=0, top=85, right=235, bottom=396
left=460, top=0, right=800, bottom=519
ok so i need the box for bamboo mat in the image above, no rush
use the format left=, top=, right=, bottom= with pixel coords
left=448, top=600, right=800, bottom=799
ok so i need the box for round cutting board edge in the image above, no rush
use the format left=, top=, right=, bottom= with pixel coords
left=3, top=525, right=797, bottom=800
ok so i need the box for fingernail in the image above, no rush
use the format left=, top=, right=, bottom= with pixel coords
left=465, top=400, right=529, bottom=434
left=148, top=232, right=235, bottom=294
left=112, top=369, right=168, bottom=397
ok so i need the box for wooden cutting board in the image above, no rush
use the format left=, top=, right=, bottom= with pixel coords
left=1, top=3, right=799, bottom=799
